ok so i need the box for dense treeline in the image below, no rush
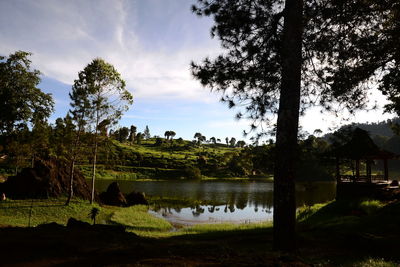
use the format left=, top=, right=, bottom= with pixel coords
left=1, top=50, right=399, bottom=203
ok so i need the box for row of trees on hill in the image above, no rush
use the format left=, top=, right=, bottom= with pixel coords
left=193, top=132, right=246, bottom=147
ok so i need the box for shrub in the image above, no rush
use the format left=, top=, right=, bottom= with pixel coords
left=359, top=199, right=384, bottom=215
left=184, top=167, right=202, bottom=180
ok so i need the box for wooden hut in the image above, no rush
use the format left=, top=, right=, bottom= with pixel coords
left=333, top=128, right=397, bottom=184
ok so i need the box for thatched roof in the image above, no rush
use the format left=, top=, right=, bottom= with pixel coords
left=333, top=128, right=397, bottom=160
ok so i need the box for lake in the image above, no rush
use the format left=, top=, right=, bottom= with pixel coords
left=94, top=180, right=336, bottom=225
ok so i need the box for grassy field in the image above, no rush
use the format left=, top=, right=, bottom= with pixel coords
left=75, top=138, right=271, bottom=181
left=1, top=197, right=400, bottom=265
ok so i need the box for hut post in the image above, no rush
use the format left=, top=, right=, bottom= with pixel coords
left=384, top=159, right=389, bottom=181
left=335, top=157, right=340, bottom=183
left=355, top=159, right=360, bottom=182
left=366, top=160, right=372, bottom=183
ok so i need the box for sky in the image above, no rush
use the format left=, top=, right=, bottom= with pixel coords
left=0, top=0, right=395, bottom=142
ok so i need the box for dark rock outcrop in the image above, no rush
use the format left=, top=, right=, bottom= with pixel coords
left=67, top=217, right=91, bottom=229
left=126, top=191, right=148, bottom=206
left=0, top=159, right=94, bottom=200
left=99, top=182, right=127, bottom=206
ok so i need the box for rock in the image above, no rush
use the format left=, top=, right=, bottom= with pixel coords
left=67, top=217, right=91, bottom=229
left=92, top=224, right=126, bottom=233
left=126, top=191, right=148, bottom=206
left=0, top=158, right=95, bottom=200
left=37, top=222, right=65, bottom=230
left=99, top=182, right=127, bottom=206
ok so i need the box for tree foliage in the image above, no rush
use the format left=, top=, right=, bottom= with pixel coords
left=71, top=58, right=133, bottom=203
left=190, top=0, right=397, bottom=251
left=0, top=51, right=54, bottom=134
left=191, top=0, right=398, bottom=138
left=143, top=125, right=151, bottom=139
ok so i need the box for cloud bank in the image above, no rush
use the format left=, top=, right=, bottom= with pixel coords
left=0, top=0, right=220, bottom=101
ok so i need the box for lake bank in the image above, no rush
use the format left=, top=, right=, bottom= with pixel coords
left=93, top=179, right=336, bottom=225
left=0, top=198, right=399, bottom=266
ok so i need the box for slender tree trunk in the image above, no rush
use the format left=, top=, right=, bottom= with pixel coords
left=273, top=0, right=303, bottom=252
left=65, top=159, right=75, bottom=205
left=91, top=113, right=99, bottom=204
left=91, top=137, right=98, bottom=204
left=66, top=123, right=83, bottom=206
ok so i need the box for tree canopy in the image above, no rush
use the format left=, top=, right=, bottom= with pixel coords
left=0, top=51, right=54, bottom=133
left=191, top=0, right=398, bottom=138
left=70, top=58, right=133, bottom=203
left=191, top=0, right=398, bottom=251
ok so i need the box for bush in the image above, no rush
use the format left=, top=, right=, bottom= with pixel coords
left=359, top=199, right=384, bottom=215
left=184, top=167, right=202, bottom=180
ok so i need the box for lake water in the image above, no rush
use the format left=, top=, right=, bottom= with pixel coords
left=94, top=180, right=336, bottom=225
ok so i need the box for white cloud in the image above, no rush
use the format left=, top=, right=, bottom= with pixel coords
left=0, top=0, right=221, bottom=102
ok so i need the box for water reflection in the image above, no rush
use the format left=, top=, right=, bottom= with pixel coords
left=94, top=180, right=336, bottom=225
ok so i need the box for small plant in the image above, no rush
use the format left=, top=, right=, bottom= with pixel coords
left=359, top=199, right=383, bottom=215
left=88, top=207, right=100, bottom=225
left=184, top=166, right=202, bottom=180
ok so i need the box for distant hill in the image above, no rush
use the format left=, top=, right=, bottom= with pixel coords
left=323, top=117, right=400, bottom=155
left=324, top=118, right=399, bottom=141
left=349, top=118, right=400, bottom=138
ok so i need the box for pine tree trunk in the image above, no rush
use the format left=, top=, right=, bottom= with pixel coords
left=90, top=112, right=99, bottom=204
left=66, top=124, right=83, bottom=206
left=65, top=159, right=75, bottom=206
left=273, top=0, right=303, bottom=252
left=91, top=136, right=98, bottom=204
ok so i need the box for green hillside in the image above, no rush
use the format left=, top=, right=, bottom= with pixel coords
left=78, top=138, right=269, bottom=181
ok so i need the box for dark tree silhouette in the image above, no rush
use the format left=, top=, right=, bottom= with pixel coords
left=114, top=127, right=130, bottom=142
left=144, top=125, right=151, bottom=139
left=164, top=130, right=171, bottom=140
left=169, top=131, right=176, bottom=141
left=129, top=125, right=137, bottom=143
left=229, top=137, right=237, bottom=147
left=191, top=0, right=390, bottom=251
left=210, top=137, right=217, bottom=144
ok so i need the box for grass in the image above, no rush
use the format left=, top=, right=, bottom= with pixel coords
left=0, top=198, right=114, bottom=227
left=110, top=205, right=173, bottom=232
left=1, top=196, right=400, bottom=265
left=352, top=258, right=399, bottom=267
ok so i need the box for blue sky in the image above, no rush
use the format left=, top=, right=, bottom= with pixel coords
left=0, top=0, right=394, bottom=142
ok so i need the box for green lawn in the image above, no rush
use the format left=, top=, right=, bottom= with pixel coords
left=1, top=197, right=400, bottom=266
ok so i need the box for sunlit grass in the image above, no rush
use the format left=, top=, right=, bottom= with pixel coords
left=0, top=198, right=112, bottom=227
left=352, top=258, right=398, bottom=267
left=181, top=221, right=272, bottom=235
left=0, top=197, right=273, bottom=239
left=129, top=221, right=273, bottom=238
left=359, top=199, right=384, bottom=215
left=297, top=202, right=330, bottom=222
left=110, top=205, right=172, bottom=232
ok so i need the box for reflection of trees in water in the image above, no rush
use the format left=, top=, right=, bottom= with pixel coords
left=229, top=203, right=235, bottom=212
left=295, top=182, right=336, bottom=206
left=191, top=205, right=205, bottom=217
left=235, top=191, right=249, bottom=209
left=174, top=207, right=181, bottom=213
left=248, top=192, right=273, bottom=211
left=128, top=181, right=335, bottom=215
